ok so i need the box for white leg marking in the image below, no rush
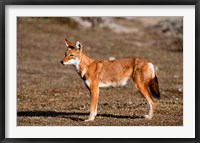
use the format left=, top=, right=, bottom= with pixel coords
left=94, top=105, right=98, bottom=116
left=145, top=100, right=153, bottom=119
left=85, top=112, right=95, bottom=122
left=148, top=100, right=152, bottom=115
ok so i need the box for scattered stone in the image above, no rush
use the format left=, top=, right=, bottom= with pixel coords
left=108, top=56, right=116, bottom=61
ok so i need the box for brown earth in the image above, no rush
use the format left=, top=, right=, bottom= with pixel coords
left=17, top=17, right=183, bottom=126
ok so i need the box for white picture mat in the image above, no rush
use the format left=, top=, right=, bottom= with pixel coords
left=5, top=5, right=195, bottom=138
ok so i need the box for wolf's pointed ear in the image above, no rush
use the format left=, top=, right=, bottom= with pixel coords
left=75, top=41, right=82, bottom=51
left=65, top=38, right=74, bottom=49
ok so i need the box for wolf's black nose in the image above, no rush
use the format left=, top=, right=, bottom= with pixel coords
left=60, top=60, right=63, bottom=65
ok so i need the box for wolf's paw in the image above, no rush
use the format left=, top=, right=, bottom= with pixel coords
left=84, top=118, right=94, bottom=122
left=144, top=115, right=153, bottom=120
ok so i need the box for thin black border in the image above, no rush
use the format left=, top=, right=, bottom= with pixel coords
left=0, top=0, right=199, bottom=143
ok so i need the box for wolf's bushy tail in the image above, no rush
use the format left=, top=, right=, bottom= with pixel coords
left=149, top=76, right=160, bottom=99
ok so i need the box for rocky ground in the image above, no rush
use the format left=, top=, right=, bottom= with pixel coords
left=17, top=17, right=183, bottom=126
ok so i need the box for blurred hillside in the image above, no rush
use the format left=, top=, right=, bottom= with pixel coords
left=45, top=17, right=183, bottom=51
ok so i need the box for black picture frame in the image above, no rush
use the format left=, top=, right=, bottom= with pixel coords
left=1, top=0, right=199, bottom=143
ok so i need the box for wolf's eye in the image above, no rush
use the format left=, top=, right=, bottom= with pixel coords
left=69, top=54, right=74, bottom=57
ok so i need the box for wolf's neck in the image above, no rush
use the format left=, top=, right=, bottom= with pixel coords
left=74, top=52, right=94, bottom=75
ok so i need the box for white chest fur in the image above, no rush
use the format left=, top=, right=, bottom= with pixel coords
left=84, top=80, right=91, bottom=87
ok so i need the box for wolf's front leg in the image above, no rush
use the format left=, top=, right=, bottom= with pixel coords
left=85, top=80, right=99, bottom=122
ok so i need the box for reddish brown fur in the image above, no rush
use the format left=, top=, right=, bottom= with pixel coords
left=61, top=39, right=160, bottom=121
